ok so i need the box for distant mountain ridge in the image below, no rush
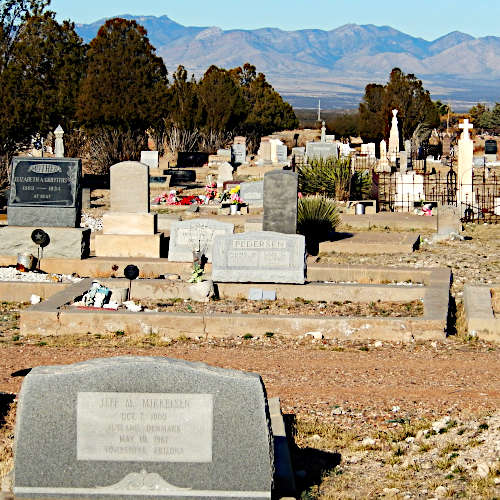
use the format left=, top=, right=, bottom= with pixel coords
left=75, top=15, right=500, bottom=110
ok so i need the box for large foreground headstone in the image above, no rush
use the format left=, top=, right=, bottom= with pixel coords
left=212, top=231, right=306, bottom=284
left=168, top=219, right=234, bottom=262
left=8, top=157, right=82, bottom=227
left=263, top=170, right=298, bottom=234
left=14, top=357, right=273, bottom=500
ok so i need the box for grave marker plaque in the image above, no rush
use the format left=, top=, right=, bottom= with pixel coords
left=212, top=231, right=306, bottom=284
left=14, top=356, right=273, bottom=500
left=8, top=157, right=81, bottom=227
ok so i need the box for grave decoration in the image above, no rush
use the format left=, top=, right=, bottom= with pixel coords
left=31, top=229, right=50, bottom=269
left=14, top=357, right=274, bottom=500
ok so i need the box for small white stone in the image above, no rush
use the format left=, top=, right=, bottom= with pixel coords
left=392, top=405, right=400, bottom=413
left=311, top=434, right=321, bottom=442
left=374, top=340, right=383, bottom=348
left=476, top=462, right=490, bottom=478
left=30, top=294, right=41, bottom=304
left=435, top=485, right=448, bottom=498
left=362, top=437, right=376, bottom=446
left=331, top=407, right=343, bottom=415
left=305, top=331, right=323, bottom=339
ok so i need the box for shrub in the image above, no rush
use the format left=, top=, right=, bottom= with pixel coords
left=297, top=195, right=340, bottom=254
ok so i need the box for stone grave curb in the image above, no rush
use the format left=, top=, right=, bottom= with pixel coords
left=463, top=284, right=500, bottom=342
left=18, top=268, right=450, bottom=340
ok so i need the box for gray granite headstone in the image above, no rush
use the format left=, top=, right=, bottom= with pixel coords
left=240, top=181, right=264, bottom=207
left=231, top=143, right=246, bottom=165
left=212, top=231, right=306, bottom=284
left=305, top=142, right=338, bottom=161
left=8, top=157, right=82, bottom=227
left=276, top=145, right=287, bottom=163
left=14, top=356, right=273, bottom=500
left=168, top=219, right=234, bottom=262
left=140, top=151, right=159, bottom=169
left=263, top=170, right=298, bottom=234
left=437, top=204, right=461, bottom=236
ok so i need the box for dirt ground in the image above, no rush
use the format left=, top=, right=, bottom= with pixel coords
left=0, top=224, right=499, bottom=498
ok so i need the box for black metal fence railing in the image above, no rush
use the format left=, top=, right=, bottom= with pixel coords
left=374, top=171, right=500, bottom=223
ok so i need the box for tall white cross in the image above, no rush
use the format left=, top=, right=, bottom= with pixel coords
left=459, top=119, right=473, bottom=140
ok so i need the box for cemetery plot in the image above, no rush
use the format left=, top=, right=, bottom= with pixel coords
left=18, top=266, right=450, bottom=341
left=142, top=297, right=424, bottom=317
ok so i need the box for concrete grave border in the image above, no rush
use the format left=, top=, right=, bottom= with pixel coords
left=18, top=266, right=451, bottom=341
left=463, top=284, right=500, bottom=342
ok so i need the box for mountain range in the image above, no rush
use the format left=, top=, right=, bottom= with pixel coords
left=75, top=15, right=500, bottom=111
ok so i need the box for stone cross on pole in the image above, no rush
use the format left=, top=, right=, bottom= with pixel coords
left=459, top=119, right=473, bottom=140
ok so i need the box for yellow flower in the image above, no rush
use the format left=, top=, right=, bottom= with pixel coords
left=229, top=186, right=240, bottom=194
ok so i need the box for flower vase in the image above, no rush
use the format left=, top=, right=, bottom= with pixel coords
left=230, top=204, right=239, bottom=215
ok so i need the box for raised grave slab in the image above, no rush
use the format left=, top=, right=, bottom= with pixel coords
left=168, top=219, right=234, bottom=262
left=319, top=232, right=420, bottom=254
left=212, top=231, right=305, bottom=284
left=8, top=157, right=82, bottom=227
left=14, top=357, right=273, bottom=499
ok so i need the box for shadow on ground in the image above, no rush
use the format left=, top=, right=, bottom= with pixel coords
left=284, top=414, right=341, bottom=499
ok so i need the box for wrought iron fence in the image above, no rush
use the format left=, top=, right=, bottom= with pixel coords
left=374, top=169, right=500, bottom=223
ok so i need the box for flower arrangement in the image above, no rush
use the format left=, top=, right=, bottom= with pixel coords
left=229, top=185, right=242, bottom=205
left=205, top=182, right=218, bottom=200
left=154, top=190, right=202, bottom=206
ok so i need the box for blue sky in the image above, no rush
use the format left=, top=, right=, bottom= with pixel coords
left=52, top=0, right=499, bottom=40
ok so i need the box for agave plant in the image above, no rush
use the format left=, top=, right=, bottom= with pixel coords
left=297, top=195, right=340, bottom=255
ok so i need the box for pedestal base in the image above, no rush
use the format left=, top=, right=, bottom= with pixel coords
left=0, top=226, right=90, bottom=259
left=95, top=233, right=162, bottom=258
left=102, top=213, right=157, bottom=235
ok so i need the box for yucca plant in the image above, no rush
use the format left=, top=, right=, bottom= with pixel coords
left=297, top=195, right=340, bottom=255
left=297, top=157, right=352, bottom=200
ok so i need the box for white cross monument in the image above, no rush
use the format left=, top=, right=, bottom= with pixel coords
left=457, top=119, right=475, bottom=210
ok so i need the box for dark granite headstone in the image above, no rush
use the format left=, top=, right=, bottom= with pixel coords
left=263, top=170, right=297, bottom=234
left=177, top=152, right=209, bottom=168
left=8, top=157, right=81, bottom=227
left=164, top=169, right=196, bottom=184
left=485, top=139, right=497, bottom=155
left=14, top=356, right=273, bottom=500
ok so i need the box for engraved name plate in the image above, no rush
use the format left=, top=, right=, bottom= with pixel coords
left=77, top=393, right=213, bottom=462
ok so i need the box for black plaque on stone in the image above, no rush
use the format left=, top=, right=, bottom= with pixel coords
left=177, top=152, right=209, bottom=168
left=485, top=140, right=497, bottom=155
left=8, top=157, right=82, bottom=227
